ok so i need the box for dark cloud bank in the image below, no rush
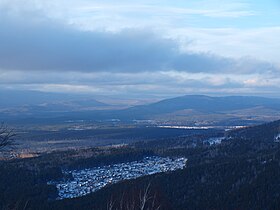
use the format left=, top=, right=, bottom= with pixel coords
left=0, top=13, right=278, bottom=74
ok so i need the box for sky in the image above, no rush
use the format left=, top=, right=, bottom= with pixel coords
left=0, top=0, right=280, bottom=99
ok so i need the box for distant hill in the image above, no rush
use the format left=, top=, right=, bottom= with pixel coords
left=0, top=89, right=111, bottom=113
left=111, top=95, right=280, bottom=124
left=1, top=94, right=280, bottom=125
left=125, top=95, right=280, bottom=115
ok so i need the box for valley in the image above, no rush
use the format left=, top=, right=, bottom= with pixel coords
left=1, top=95, right=280, bottom=210
left=1, top=1, right=279, bottom=208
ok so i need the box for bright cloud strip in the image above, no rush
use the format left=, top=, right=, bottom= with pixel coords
left=1, top=70, right=280, bottom=97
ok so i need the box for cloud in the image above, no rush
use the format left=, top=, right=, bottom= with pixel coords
left=0, top=11, right=278, bottom=75
left=1, top=68, right=280, bottom=98
left=0, top=17, right=168, bottom=72
left=0, top=0, right=280, bottom=98
left=174, top=27, right=280, bottom=66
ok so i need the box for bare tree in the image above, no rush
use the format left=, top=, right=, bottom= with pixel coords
left=0, top=123, right=15, bottom=150
left=139, top=183, right=152, bottom=210
left=106, top=197, right=115, bottom=210
left=106, top=182, right=161, bottom=210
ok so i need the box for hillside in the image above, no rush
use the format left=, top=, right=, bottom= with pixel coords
left=1, top=120, right=280, bottom=209
left=47, top=120, right=280, bottom=210
left=127, top=95, right=280, bottom=113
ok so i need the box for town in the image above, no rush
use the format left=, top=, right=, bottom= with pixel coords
left=49, top=156, right=187, bottom=199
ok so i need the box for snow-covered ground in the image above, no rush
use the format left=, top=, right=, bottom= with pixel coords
left=274, top=133, right=280, bottom=142
left=203, top=137, right=225, bottom=146
left=157, top=125, right=213, bottom=130
left=48, top=156, right=187, bottom=199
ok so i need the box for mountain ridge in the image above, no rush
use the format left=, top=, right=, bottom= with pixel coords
left=1, top=94, right=280, bottom=125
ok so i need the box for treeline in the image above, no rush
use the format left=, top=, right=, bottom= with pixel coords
left=0, top=163, right=58, bottom=210
left=0, top=146, right=155, bottom=209
left=66, top=148, right=154, bottom=170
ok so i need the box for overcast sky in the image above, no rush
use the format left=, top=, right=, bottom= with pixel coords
left=0, top=0, right=280, bottom=99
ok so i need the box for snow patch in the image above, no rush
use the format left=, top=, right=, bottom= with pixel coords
left=204, top=137, right=225, bottom=146
left=274, top=133, right=280, bottom=142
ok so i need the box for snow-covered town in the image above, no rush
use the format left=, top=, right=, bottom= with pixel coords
left=49, top=156, right=187, bottom=199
